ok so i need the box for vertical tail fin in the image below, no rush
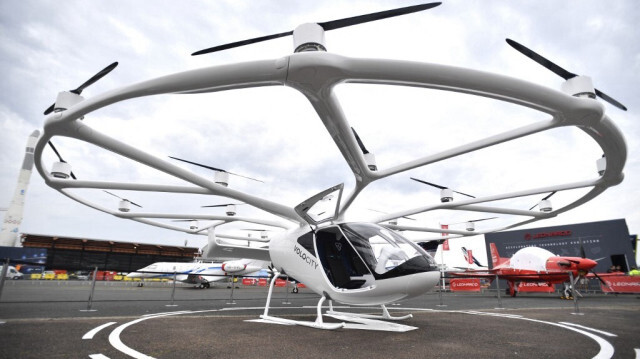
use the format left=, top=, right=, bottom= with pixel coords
left=489, top=243, right=503, bottom=267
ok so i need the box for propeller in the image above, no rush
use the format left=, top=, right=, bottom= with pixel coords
left=192, top=2, right=441, bottom=55
left=47, top=141, right=77, bottom=180
left=44, top=62, right=119, bottom=115
left=528, top=191, right=556, bottom=210
left=103, top=190, right=142, bottom=208
left=169, top=156, right=263, bottom=183
left=410, top=177, right=476, bottom=198
left=506, top=39, right=627, bottom=111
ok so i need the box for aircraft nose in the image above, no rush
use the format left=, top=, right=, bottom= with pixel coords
left=580, top=258, right=598, bottom=270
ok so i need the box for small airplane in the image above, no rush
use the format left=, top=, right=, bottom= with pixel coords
left=126, top=258, right=268, bottom=289
left=452, top=243, right=598, bottom=298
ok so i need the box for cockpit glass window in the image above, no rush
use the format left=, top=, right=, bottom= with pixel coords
left=341, top=223, right=434, bottom=276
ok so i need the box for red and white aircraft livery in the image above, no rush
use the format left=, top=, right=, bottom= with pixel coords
left=453, top=243, right=597, bottom=297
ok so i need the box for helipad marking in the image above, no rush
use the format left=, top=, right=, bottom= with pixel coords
left=108, top=311, right=194, bottom=359
left=559, top=322, right=617, bottom=337
left=635, top=348, right=640, bottom=358
left=103, top=306, right=617, bottom=359
left=89, top=354, right=110, bottom=359
left=83, top=322, right=117, bottom=339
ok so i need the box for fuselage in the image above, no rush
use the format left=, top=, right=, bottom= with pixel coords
left=126, top=259, right=266, bottom=284
left=270, top=222, right=440, bottom=306
left=494, top=246, right=597, bottom=283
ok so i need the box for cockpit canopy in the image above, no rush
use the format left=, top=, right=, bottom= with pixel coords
left=301, top=222, right=437, bottom=290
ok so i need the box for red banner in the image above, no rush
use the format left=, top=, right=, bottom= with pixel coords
left=467, top=249, right=473, bottom=264
left=441, top=224, right=449, bottom=237
left=517, top=282, right=555, bottom=293
left=450, top=278, right=481, bottom=292
left=242, top=278, right=257, bottom=286
left=600, top=275, right=640, bottom=293
left=442, top=239, right=449, bottom=251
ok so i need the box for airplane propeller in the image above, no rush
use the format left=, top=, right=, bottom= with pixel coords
left=48, top=141, right=77, bottom=180
left=103, top=190, right=143, bottom=208
left=506, top=39, right=627, bottom=111
left=44, top=62, right=119, bottom=115
left=191, top=2, right=441, bottom=55
left=410, top=177, right=475, bottom=198
left=169, top=156, right=263, bottom=183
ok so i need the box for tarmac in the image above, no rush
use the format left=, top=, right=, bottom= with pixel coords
left=0, top=280, right=638, bottom=358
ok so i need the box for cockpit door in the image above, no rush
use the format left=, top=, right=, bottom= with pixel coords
left=294, top=183, right=343, bottom=226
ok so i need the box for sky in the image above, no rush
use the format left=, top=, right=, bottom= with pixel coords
left=1, top=1, right=638, bottom=266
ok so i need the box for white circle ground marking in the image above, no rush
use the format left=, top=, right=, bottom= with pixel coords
left=101, top=307, right=617, bottom=359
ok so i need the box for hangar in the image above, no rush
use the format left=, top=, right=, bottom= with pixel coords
left=1, top=233, right=200, bottom=273
left=484, top=218, right=637, bottom=273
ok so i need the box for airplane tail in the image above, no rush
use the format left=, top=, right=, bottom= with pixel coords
left=489, top=243, right=505, bottom=267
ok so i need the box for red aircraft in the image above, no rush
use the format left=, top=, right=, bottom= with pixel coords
left=452, top=243, right=598, bottom=297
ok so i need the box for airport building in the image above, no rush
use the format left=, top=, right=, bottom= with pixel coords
left=485, top=218, right=636, bottom=272
left=0, top=233, right=200, bottom=273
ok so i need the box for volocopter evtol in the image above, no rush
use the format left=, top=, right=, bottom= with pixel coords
left=32, top=3, right=627, bottom=331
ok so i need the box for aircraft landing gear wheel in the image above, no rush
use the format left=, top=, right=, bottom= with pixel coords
left=292, top=286, right=299, bottom=293
left=199, top=283, right=206, bottom=289
left=205, top=282, right=210, bottom=289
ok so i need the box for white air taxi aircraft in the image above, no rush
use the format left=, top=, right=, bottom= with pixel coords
left=32, top=2, right=626, bottom=331
left=127, top=259, right=268, bottom=289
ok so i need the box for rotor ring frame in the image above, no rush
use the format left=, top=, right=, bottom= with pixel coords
left=33, top=52, right=627, bottom=239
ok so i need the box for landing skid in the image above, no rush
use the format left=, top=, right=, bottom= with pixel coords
left=326, top=302, right=413, bottom=321
left=246, top=270, right=416, bottom=331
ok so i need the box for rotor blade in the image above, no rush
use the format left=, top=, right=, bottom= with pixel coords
left=169, top=156, right=224, bottom=172
left=128, top=200, right=143, bottom=208
left=224, top=170, right=264, bottom=183
left=529, top=191, right=556, bottom=210
left=192, top=30, right=293, bottom=56
left=201, top=203, right=241, bottom=208
left=103, top=190, right=123, bottom=200
left=191, top=2, right=441, bottom=56
left=172, top=219, right=197, bottom=222
left=104, top=190, right=142, bottom=207
left=72, top=62, right=119, bottom=95
left=318, top=2, right=441, bottom=31
left=451, top=189, right=476, bottom=199
left=48, top=141, right=65, bottom=162
left=506, top=39, right=576, bottom=80
left=169, top=156, right=263, bottom=182
left=469, top=217, right=498, bottom=223
left=542, top=191, right=557, bottom=201
left=351, top=127, right=369, bottom=154
left=44, top=103, right=55, bottom=115
left=48, top=141, right=77, bottom=179
left=410, top=177, right=446, bottom=190
left=594, top=88, right=627, bottom=111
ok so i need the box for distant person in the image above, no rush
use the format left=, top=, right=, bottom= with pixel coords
left=615, top=265, right=623, bottom=273
left=607, top=265, right=616, bottom=273
left=629, top=266, right=640, bottom=276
